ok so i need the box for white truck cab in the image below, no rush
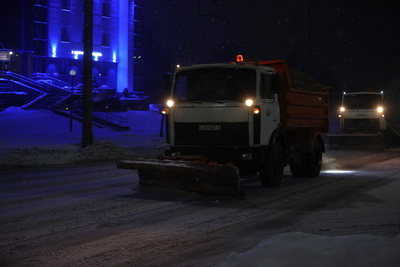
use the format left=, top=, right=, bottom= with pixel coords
left=164, top=63, right=281, bottom=167
left=338, top=91, right=387, bottom=133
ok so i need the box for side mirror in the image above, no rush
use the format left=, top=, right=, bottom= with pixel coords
left=271, top=74, right=280, bottom=94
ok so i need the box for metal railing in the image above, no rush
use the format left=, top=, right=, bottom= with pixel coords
left=0, top=71, right=41, bottom=90
left=94, top=111, right=128, bottom=125
left=0, top=71, right=72, bottom=109
left=33, top=73, right=71, bottom=93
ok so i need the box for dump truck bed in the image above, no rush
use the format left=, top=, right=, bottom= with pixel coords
left=280, top=90, right=329, bottom=131
left=260, top=59, right=329, bottom=132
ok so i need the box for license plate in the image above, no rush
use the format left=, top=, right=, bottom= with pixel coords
left=199, top=125, right=221, bottom=131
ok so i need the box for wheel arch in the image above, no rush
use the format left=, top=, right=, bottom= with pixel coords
left=313, top=131, right=326, bottom=153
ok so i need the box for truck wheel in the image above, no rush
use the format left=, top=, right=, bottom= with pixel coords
left=260, top=142, right=284, bottom=187
left=289, top=154, right=307, bottom=178
left=290, top=140, right=322, bottom=178
left=307, top=140, right=322, bottom=177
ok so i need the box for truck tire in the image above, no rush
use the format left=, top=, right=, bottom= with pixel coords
left=290, top=140, right=322, bottom=178
left=307, top=140, right=323, bottom=177
left=289, top=155, right=306, bottom=178
left=259, top=142, right=284, bottom=187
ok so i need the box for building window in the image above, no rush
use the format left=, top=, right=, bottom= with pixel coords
left=61, top=26, right=70, bottom=42
left=34, top=22, right=47, bottom=40
left=34, top=0, right=48, bottom=7
left=34, top=40, right=47, bottom=57
left=102, top=32, right=110, bottom=47
left=134, top=35, right=143, bottom=49
left=34, top=5, right=47, bottom=22
left=59, top=58, right=69, bottom=74
left=134, top=21, right=144, bottom=36
left=134, top=5, right=143, bottom=21
left=62, top=0, right=70, bottom=10
left=102, top=1, right=111, bottom=17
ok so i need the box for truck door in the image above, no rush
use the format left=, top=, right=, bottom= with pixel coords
left=259, top=71, right=280, bottom=145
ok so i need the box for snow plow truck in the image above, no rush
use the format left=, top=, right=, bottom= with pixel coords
left=117, top=55, right=329, bottom=197
left=328, top=87, right=400, bottom=149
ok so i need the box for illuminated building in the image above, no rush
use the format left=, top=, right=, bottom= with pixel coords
left=0, top=0, right=144, bottom=93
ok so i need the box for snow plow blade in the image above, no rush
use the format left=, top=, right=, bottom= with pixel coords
left=327, top=133, right=385, bottom=150
left=117, top=156, right=242, bottom=197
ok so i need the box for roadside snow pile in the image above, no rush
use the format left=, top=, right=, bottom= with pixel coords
left=3, top=141, right=135, bottom=167
left=72, top=141, right=134, bottom=163
left=0, top=109, right=167, bottom=169
left=216, top=232, right=400, bottom=267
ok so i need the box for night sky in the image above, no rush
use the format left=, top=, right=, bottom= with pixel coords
left=144, top=0, right=400, bottom=97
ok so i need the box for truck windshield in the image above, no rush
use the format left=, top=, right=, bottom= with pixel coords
left=173, top=68, right=256, bottom=101
left=343, top=94, right=382, bottom=110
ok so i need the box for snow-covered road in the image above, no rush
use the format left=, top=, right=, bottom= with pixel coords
left=1, top=149, right=399, bottom=266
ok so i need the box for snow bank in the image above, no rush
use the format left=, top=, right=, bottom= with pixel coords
left=216, top=232, right=400, bottom=267
left=0, top=109, right=166, bottom=167
left=3, top=141, right=135, bottom=166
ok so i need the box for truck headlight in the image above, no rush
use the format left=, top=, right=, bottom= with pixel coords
left=166, top=99, right=174, bottom=107
left=339, top=106, right=345, bottom=112
left=377, top=106, right=383, bottom=113
left=245, top=99, right=253, bottom=107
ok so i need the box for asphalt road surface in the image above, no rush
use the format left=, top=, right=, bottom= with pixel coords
left=1, top=148, right=399, bottom=266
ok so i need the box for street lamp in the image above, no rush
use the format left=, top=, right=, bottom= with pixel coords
left=69, top=69, right=76, bottom=132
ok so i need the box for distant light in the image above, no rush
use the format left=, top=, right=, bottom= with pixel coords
left=69, top=69, right=76, bottom=76
left=245, top=99, right=253, bottom=107
left=252, top=107, right=260, bottom=115
left=71, top=50, right=83, bottom=60
left=71, top=50, right=103, bottom=61
left=166, top=99, right=174, bottom=107
left=71, top=50, right=84, bottom=55
left=236, top=54, right=244, bottom=62
left=176, top=64, right=180, bottom=68
left=92, top=52, right=102, bottom=61
left=52, top=46, right=57, bottom=58
left=343, top=91, right=346, bottom=95
left=9, top=51, right=13, bottom=55
left=112, top=52, right=117, bottom=63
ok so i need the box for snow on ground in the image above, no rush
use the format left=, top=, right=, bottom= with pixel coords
left=1, top=108, right=399, bottom=266
left=216, top=232, right=400, bottom=267
left=0, top=107, right=167, bottom=167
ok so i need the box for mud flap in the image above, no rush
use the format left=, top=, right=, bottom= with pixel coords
left=117, top=157, right=243, bottom=197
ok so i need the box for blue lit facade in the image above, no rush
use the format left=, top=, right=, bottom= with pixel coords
left=1, top=0, right=144, bottom=93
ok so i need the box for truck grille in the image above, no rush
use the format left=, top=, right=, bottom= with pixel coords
left=343, top=119, right=380, bottom=133
left=174, top=122, right=248, bottom=146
